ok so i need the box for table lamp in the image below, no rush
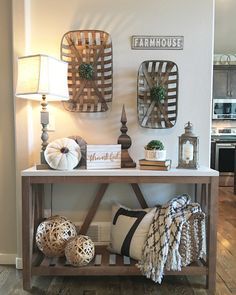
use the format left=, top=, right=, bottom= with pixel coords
left=15, top=54, right=69, bottom=169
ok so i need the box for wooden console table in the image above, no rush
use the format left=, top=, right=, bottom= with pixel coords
left=21, top=166, right=219, bottom=293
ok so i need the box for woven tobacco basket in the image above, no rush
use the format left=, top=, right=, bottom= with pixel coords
left=137, top=60, right=178, bottom=129
left=61, top=30, right=113, bottom=112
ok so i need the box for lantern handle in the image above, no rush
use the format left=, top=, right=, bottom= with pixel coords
left=184, top=121, right=193, bottom=128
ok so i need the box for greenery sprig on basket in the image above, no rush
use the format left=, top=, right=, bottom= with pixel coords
left=150, top=85, right=166, bottom=102
left=145, top=140, right=164, bottom=150
left=79, top=63, right=95, bottom=80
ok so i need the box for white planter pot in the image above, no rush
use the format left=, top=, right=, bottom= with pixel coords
left=144, top=149, right=166, bottom=161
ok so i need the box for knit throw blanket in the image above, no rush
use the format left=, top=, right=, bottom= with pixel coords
left=137, top=194, right=205, bottom=283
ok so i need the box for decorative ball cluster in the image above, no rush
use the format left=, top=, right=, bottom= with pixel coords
left=65, top=235, right=95, bottom=267
left=79, top=63, right=95, bottom=80
left=150, top=85, right=166, bottom=102
left=35, top=215, right=77, bottom=257
left=36, top=216, right=95, bottom=267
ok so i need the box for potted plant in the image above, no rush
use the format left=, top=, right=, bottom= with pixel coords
left=144, top=140, right=166, bottom=161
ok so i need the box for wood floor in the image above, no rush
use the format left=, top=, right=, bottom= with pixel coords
left=0, top=187, right=236, bottom=295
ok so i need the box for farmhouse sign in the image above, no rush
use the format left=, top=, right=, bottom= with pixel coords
left=87, top=145, right=121, bottom=169
left=131, top=36, right=184, bottom=50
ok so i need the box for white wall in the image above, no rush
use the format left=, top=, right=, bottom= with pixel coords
left=16, top=0, right=215, bottom=166
left=13, top=0, right=215, bottom=258
left=212, top=0, right=236, bottom=131
left=215, top=0, right=236, bottom=54
left=0, top=0, right=17, bottom=263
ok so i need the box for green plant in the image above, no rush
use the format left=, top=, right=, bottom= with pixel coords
left=145, top=140, right=164, bottom=150
left=79, top=63, right=95, bottom=80
left=150, top=85, right=166, bottom=102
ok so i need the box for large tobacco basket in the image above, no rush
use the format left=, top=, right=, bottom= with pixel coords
left=137, top=60, right=178, bottom=129
left=61, top=30, right=113, bottom=112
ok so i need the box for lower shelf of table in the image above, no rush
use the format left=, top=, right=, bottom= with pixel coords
left=32, top=245, right=208, bottom=277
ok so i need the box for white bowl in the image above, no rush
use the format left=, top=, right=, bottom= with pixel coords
left=144, top=149, right=166, bottom=161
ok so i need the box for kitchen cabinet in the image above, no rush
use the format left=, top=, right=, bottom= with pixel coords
left=213, top=65, right=236, bottom=99
left=210, top=141, right=216, bottom=169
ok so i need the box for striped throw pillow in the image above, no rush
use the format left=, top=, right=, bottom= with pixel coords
left=109, top=204, right=155, bottom=261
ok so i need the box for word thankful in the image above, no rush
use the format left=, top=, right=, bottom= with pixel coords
left=86, top=145, right=121, bottom=169
left=88, top=152, right=121, bottom=162
left=131, top=36, right=184, bottom=50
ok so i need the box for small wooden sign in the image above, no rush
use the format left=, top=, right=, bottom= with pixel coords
left=87, top=145, right=121, bottom=169
left=131, top=36, right=184, bottom=50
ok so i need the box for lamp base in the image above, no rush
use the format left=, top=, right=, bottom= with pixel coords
left=36, top=151, right=50, bottom=170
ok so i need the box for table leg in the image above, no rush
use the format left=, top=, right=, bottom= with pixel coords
left=35, top=184, right=44, bottom=223
left=234, top=145, right=236, bottom=194
left=194, top=184, right=198, bottom=202
left=130, top=183, right=148, bottom=209
left=79, top=183, right=109, bottom=235
left=206, top=176, right=218, bottom=294
left=201, top=183, right=207, bottom=214
left=22, top=176, right=33, bottom=291
left=32, top=184, right=44, bottom=252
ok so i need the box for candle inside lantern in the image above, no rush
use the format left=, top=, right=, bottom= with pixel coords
left=182, top=140, right=193, bottom=164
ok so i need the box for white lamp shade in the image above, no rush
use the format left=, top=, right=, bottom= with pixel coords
left=16, top=54, right=69, bottom=101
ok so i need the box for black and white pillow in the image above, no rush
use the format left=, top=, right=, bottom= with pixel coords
left=109, top=204, right=155, bottom=261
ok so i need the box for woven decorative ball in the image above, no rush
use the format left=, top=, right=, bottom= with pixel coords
left=36, top=215, right=77, bottom=257
left=65, top=235, right=95, bottom=266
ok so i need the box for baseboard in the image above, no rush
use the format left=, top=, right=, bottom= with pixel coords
left=15, top=257, right=23, bottom=269
left=0, top=253, right=16, bottom=265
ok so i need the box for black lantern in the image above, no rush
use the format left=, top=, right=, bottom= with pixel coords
left=177, top=122, right=199, bottom=169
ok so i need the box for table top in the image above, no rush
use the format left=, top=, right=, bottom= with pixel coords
left=21, top=166, right=219, bottom=177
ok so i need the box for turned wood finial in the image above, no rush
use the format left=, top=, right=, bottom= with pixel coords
left=118, top=105, right=131, bottom=150
left=117, top=105, right=136, bottom=168
left=121, top=104, right=127, bottom=124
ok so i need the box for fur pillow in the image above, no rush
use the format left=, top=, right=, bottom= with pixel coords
left=109, top=204, right=155, bottom=261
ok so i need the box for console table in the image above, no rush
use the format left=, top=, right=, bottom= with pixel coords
left=21, top=166, right=219, bottom=293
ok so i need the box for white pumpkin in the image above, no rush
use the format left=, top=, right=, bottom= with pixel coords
left=45, top=138, right=81, bottom=170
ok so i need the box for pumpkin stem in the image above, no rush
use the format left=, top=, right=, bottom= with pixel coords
left=60, top=147, right=69, bottom=154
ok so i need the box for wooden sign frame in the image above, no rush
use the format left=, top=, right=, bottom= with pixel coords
left=131, top=36, right=184, bottom=50
left=87, top=145, right=121, bottom=170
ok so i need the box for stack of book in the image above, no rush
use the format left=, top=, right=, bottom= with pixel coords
left=139, top=159, right=171, bottom=171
